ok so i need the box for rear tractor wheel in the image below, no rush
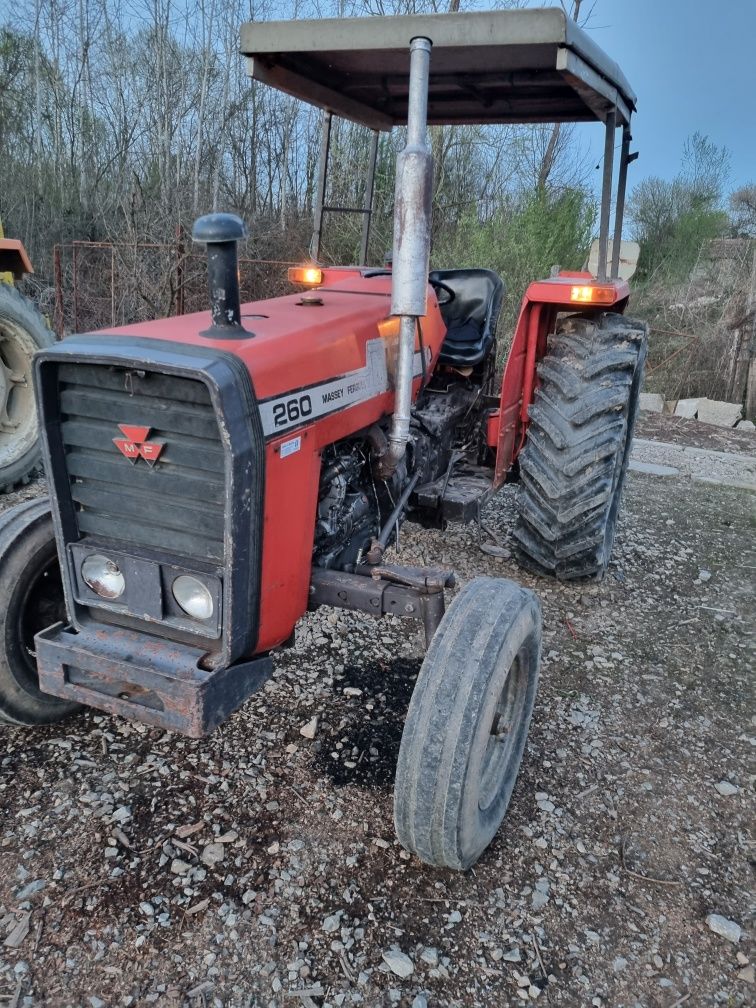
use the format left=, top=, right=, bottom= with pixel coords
left=394, top=577, right=541, bottom=870
left=0, top=283, right=55, bottom=493
left=513, top=312, right=648, bottom=580
left=0, top=498, right=78, bottom=726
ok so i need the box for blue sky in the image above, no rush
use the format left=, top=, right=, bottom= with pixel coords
left=570, top=0, right=755, bottom=194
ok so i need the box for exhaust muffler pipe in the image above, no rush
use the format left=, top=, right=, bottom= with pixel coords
left=192, top=212, right=247, bottom=336
left=381, top=36, right=433, bottom=477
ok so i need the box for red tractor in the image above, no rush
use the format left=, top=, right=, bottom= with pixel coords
left=0, top=9, right=646, bottom=870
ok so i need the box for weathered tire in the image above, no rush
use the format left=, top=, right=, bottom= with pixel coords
left=0, top=283, right=54, bottom=493
left=0, top=497, right=78, bottom=726
left=513, top=312, right=648, bottom=580
left=394, top=577, right=541, bottom=870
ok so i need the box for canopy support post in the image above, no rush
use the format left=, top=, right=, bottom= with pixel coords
left=310, top=111, right=332, bottom=261
left=611, top=124, right=638, bottom=279
left=597, top=108, right=616, bottom=282
left=359, top=130, right=379, bottom=266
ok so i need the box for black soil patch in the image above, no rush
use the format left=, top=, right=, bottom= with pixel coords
left=315, top=657, right=420, bottom=788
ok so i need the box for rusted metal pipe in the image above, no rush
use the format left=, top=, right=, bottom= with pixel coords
left=72, top=244, right=79, bottom=333
left=384, top=36, right=433, bottom=475
left=384, top=315, right=417, bottom=472
left=53, top=245, right=64, bottom=338
left=175, top=224, right=185, bottom=316
left=378, top=470, right=421, bottom=548
left=110, top=247, right=116, bottom=327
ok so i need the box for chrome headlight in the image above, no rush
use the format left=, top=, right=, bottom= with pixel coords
left=172, top=575, right=214, bottom=621
left=81, top=554, right=126, bottom=600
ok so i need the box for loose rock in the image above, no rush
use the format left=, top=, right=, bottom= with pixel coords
left=714, top=780, right=738, bottom=796
left=299, top=716, right=320, bottom=740
left=200, top=843, right=225, bottom=868
left=382, top=949, right=414, bottom=978
left=322, top=911, right=342, bottom=934
left=706, top=914, right=741, bottom=943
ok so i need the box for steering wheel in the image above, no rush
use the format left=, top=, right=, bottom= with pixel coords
left=429, top=278, right=456, bottom=306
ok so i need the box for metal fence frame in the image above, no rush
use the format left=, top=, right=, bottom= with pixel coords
left=53, top=230, right=297, bottom=337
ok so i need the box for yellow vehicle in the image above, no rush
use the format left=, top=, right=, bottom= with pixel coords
left=0, top=221, right=54, bottom=492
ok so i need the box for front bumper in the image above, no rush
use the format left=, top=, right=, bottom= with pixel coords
left=35, top=621, right=271, bottom=737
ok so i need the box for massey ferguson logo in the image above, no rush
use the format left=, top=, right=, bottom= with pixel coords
left=113, top=425, right=165, bottom=467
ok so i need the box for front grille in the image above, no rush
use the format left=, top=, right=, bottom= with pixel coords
left=57, top=363, right=226, bottom=562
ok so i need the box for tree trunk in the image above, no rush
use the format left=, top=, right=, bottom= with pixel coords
left=727, top=249, right=756, bottom=417
left=743, top=250, right=756, bottom=419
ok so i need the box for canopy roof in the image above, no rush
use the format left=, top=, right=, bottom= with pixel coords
left=241, top=8, right=635, bottom=132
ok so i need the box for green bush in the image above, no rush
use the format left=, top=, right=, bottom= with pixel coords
left=434, top=187, right=596, bottom=334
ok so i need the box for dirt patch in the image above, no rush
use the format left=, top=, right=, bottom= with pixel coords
left=0, top=446, right=753, bottom=1007
left=636, top=412, right=756, bottom=454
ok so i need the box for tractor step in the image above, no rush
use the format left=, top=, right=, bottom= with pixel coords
left=35, top=621, right=271, bottom=737
left=414, top=466, right=494, bottom=523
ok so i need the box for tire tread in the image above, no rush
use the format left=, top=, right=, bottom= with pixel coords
left=394, top=577, right=541, bottom=869
left=0, top=496, right=77, bottom=727
left=513, top=312, right=647, bottom=580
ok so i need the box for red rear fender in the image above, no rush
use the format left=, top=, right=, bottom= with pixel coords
left=493, top=274, right=629, bottom=486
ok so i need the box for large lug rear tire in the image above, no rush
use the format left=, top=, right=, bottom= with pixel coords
left=0, top=283, right=54, bottom=493
left=512, top=311, right=648, bottom=580
left=394, top=577, right=541, bottom=870
left=0, top=498, right=79, bottom=726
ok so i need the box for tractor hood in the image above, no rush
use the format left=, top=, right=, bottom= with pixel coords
left=88, top=271, right=408, bottom=404
left=61, top=270, right=447, bottom=446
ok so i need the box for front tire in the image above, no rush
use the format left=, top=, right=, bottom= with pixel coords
left=513, top=312, right=648, bottom=580
left=394, top=577, right=541, bottom=870
left=0, top=498, right=78, bottom=726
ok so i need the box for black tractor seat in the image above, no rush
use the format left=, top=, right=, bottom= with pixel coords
left=429, top=268, right=505, bottom=368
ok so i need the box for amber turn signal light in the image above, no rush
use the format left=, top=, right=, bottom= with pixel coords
left=377, top=316, right=401, bottom=339
left=570, top=284, right=616, bottom=304
left=288, top=266, right=323, bottom=286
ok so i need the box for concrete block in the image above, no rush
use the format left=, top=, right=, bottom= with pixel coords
left=736, top=419, right=755, bottom=431
left=629, top=460, right=680, bottom=477
left=696, top=399, right=743, bottom=428
left=674, top=397, right=701, bottom=419
left=639, top=393, right=664, bottom=413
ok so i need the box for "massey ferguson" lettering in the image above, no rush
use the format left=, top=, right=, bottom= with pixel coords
left=258, top=339, right=428, bottom=438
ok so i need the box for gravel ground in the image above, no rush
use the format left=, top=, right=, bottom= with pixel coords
left=629, top=439, right=755, bottom=490
left=1, top=421, right=754, bottom=1008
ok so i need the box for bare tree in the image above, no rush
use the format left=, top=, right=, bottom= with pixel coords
left=1, top=0, right=598, bottom=296
left=730, top=184, right=756, bottom=237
